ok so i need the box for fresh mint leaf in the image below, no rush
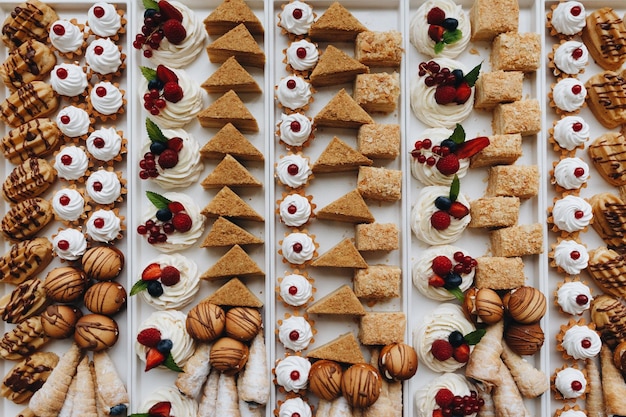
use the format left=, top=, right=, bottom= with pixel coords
left=140, top=66, right=157, bottom=82
left=449, top=175, right=460, bottom=202
left=130, top=280, right=148, bottom=296
left=164, top=353, right=183, bottom=372
left=464, top=328, right=486, bottom=345
left=129, top=413, right=149, bottom=417
left=146, top=118, right=167, bottom=143
left=448, top=287, right=464, bottom=302
left=449, top=124, right=465, bottom=144
left=434, top=41, right=445, bottom=54
left=443, top=29, right=462, bottom=45
left=464, top=63, right=482, bottom=87
left=142, top=0, right=159, bottom=10
left=146, top=191, right=171, bottom=210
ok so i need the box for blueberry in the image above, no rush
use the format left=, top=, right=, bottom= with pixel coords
left=448, top=330, right=465, bottom=347
left=157, top=338, right=173, bottom=354
left=435, top=196, right=452, bottom=211
left=452, top=69, right=464, bottom=86
left=144, top=8, right=157, bottom=19
left=444, top=272, right=462, bottom=289
left=156, top=208, right=172, bottom=222
left=150, top=141, right=167, bottom=155
left=147, top=79, right=164, bottom=91
left=147, top=280, right=163, bottom=297
left=109, top=404, right=127, bottom=416
left=440, top=139, right=458, bottom=153
left=442, top=17, right=458, bottom=31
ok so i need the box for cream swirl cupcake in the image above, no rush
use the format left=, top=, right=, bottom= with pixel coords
left=552, top=239, right=588, bottom=275
left=277, top=112, right=314, bottom=148
left=413, top=304, right=475, bottom=372
left=410, top=58, right=474, bottom=128
left=54, top=145, right=89, bottom=181
left=414, top=373, right=477, bottom=417
left=551, top=78, right=586, bottom=114
left=135, top=310, right=195, bottom=368
left=85, top=38, right=123, bottom=78
left=276, top=153, right=312, bottom=189
left=556, top=279, right=593, bottom=316
left=281, top=232, right=316, bottom=265
left=86, top=127, right=124, bottom=163
left=137, top=254, right=200, bottom=310
left=52, top=188, right=86, bottom=223
left=410, top=127, right=470, bottom=186
left=56, top=106, right=92, bottom=139
left=85, top=209, right=122, bottom=243
left=53, top=228, right=88, bottom=261
left=278, top=193, right=312, bottom=227
left=558, top=321, right=601, bottom=360
left=279, top=1, right=315, bottom=37
left=550, top=195, right=592, bottom=234
left=411, top=185, right=471, bottom=245
left=548, top=1, right=586, bottom=37
left=86, top=169, right=123, bottom=206
left=275, top=75, right=313, bottom=112
left=278, top=316, right=313, bottom=352
left=279, top=397, right=312, bottom=417
left=279, top=273, right=313, bottom=307
left=551, top=116, right=589, bottom=152
left=139, top=386, right=198, bottom=417
left=410, top=0, right=470, bottom=58
left=552, top=365, right=587, bottom=400
left=89, top=81, right=124, bottom=119
left=50, top=63, right=88, bottom=98
left=413, top=245, right=475, bottom=301
left=86, top=2, right=124, bottom=39
left=552, top=157, right=589, bottom=193
left=554, top=406, right=587, bottom=417
left=285, top=39, right=318, bottom=74
left=275, top=355, right=311, bottom=393
left=552, top=41, right=588, bottom=76
left=49, top=20, right=86, bottom=57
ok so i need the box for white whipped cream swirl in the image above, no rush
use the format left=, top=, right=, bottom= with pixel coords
left=553, top=116, right=589, bottom=150
left=411, top=185, right=471, bottom=245
left=87, top=2, right=122, bottom=38
left=414, top=373, right=476, bottom=417
left=554, top=367, right=586, bottom=399
left=281, top=232, right=315, bottom=265
left=135, top=310, right=195, bottom=368
left=551, top=2, right=586, bottom=36
left=554, top=41, right=588, bottom=75
left=279, top=1, right=314, bottom=36
left=85, top=38, right=122, bottom=75
left=278, top=112, right=313, bottom=147
left=90, top=81, right=123, bottom=116
left=49, top=20, right=84, bottom=53
left=553, top=157, right=589, bottom=190
left=559, top=411, right=586, bottom=417
left=279, top=273, right=313, bottom=307
left=410, top=0, right=470, bottom=58
left=86, top=170, right=122, bottom=205
left=56, top=106, right=91, bottom=138
left=138, top=254, right=200, bottom=310
left=53, top=228, right=87, bottom=261
left=557, top=281, right=593, bottom=315
left=86, top=127, right=122, bottom=162
left=50, top=63, right=87, bottom=97
left=552, top=78, right=586, bottom=113
left=275, top=355, right=311, bottom=393
left=139, top=386, right=198, bottom=417
left=279, top=397, right=312, bottom=417
left=286, top=39, right=318, bottom=71
left=52, top=188, right=84, bottom=222
left=553, top=240, right=588, bottom=275
left=276, top=154, right=312, bottom=188
left=54, top=146, right=89, bottom=181
left=413, top=245, right=474, bottom=301
left=276, top=75, right=312, bottom=111
left=86, top=209, right=121, bottom=243
left=551, top=195, right=592, bottom=233
left=411, top=128, right=470, bottom=185
left=279, top=316, right=313, bottom=351
left=279, top=193, right=311, bottom=227
left=562, top=325, right=601, bottom=359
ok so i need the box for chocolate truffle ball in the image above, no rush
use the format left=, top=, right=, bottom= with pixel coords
left=225, top=307, right=262, bottom=341
left=84, top=281, right=127, bottom=316
left=186, top=302, right=225, bottom=342
left=341, top=363, right=382, bottom=409
left=41, top=305, right=82, bottom=339
left=503, top=286, right=546, bottom=324
left=74, top=314, right=119, bottom=351
left=505, top=322, right=544, bottom=356
left=43, top=266, right=87, bottom=303
left=210, top=337, right=248, bottom=375
left=308, top=359, right=343, bottom=401
left=81, top=246, right=124, bottom=281
left=378, top=343, right=418, bottom=381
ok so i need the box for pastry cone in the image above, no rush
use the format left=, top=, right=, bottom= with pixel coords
left=70, top=356, right=97, bottom=417
left=601, top=344, right=626, bottom=415
left=329, top=395, right=353, bottom=417
left=387, top=381, right=402, bottom=417
left=585, top=357, right=606, bottom=417
left=176, top=342, right=212, bottom=399
left=58, top=375, right=77, bottom=417
left=237, top=378, right=262, bottom=417
left=501, top=342, right=549, bottom=398
left=492, top=357, right=531, bottom=417
left=198, top=368, right=219, bottom=417
left=17, top=407, right=36, bottom=417
left=465, top=321, right=503, bottom=387
left=476, top=384, right=495, bottom=417
left=29, top=343, right=82, bottom=417
left=238, top=331, right=269, bottom=405
left=316, top=399, right=332, bottom=417
left=92, top=351, right=129, bottom=415
left=215, top=372, right=240, bottom=417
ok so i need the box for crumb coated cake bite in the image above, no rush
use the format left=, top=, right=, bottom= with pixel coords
left=410, top=0, right=470, bottom=58
left=278, top=315, right=313, bottom=352
left=136, top=310, right=195, bottom=372
left=414, top=373, right=480, bottom=417
left=413, top=245, right=476, bottom=301
left=139, top=64, right=204, bottom=129
left=139, top=119, right=203, bottom=189
left=411, top=58, right=480, bottom=128
left=134, top=253, right=200, bottom=310
left=139, top=386, right=198, bottom=417
left=278, top=1, right=315, bottom=37
left=278, top=272, right=313, bottom=307
left=555, top=279, right=593, bottom=316
left=138, top=191, right=205, bottom=253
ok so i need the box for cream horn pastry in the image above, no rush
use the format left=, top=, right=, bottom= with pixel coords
left=176, top=342, right=212, bottom=399
left=92, top=351, right=128, bottom=415
left=476, top=384, right=495, bottom=417
left=215, top=372, right=240, bottom=417
left=71, top=356, right=97, bottom=417
left=329, top=395, right=353, bottom=417
left=601, top=345, right=626, bottom=415
left=58, top=375, right=77, bottom=417
left=237, top=380, right=262, bottom=417
left=492, top=357, right=531, bottom=417
left=501, top=342, right=548, bottom=398
left=238, top=331, right=269, bottom=405
left=29, top=343, right=82, bottom=417
left=585, top=357, right=605, bottom=417
left=465, top=321, right=503, bottom=387
left=198, top=368, right=219, bottom=417
left=316, top=400, right=332, bottom=417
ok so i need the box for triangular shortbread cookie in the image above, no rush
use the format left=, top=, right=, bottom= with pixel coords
left=310, top=45, right=368, bottom=87
left=201, top=216, right=263, bottom=247
left=311, top=238, right=368, bottom=268
left=200, top=245, right=264, bottom=280
left=309, top=2, right=367, bottom=42
left=201, top=154, right=262, bottom=188
left=206, top=23, right=265, bottom=68
left=202, top=56, right=261, bottom=94
left=306, top=285, right=365, bottom=315
left=201, top=186, right=264, bottom=221
left=313, top=136, right=372, bottom=173
left=316, top=189, right=374, bottom=223
left=202, top=277, right=263, bottom=307
left=307, top=332, right=365, bottom=364
left=200, top=123, right=264, bottom=161
left=197, top=90, right=259, bottom=132
left=314, top=89, right=374, bottom=128
left=203, top=0, right=264, bottom=36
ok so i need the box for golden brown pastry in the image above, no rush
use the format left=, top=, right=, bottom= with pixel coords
left=1, top=118, right=61, bottom=164
left=466, top=321, right=503, bottom=388
left=0, top=237, right=52, bottom=285
left=587, top=246, right=626, bottom=298
left=308, top=359, right=343, bottom=401
left=43, top=266, right=87, bottom=303
left=186, top=302, right=225, bottom=342
left=591, top=294, right=626, bottom=349
left=83, top=281, right=126, bottom=316
left=237, top=330, right=269, bottom=406
left=92, top=350, right=129, bottom=416
left=581, top=8, right=626, bottom=71
left=224, top=307, right=262, bottom=341
left=589, top=132, right=626, bottom=186
left=209, top=336, right=248, bottom=375
left=0, top=316, right=48, bottom=360
left=378, top=342, right=418, bottom=381
left=0, top=39, right=56, bottom=90
left=74, top=314, right=119, bottom=351
left=0, top=197, right=53, bottom=241
left=175, top=342, right=212, bottom=399
left=1, top=351, right=58, bottom=403
left=40, top=304, right=82, bottom=339
left=501, top=342, right=549, bottom=398
left=588, top=193, right=626, bottom=253
left=601, top=344, right=626, bottom=415
left=586, top=357, right=605, bottom=417
left=1, top=0, right=59, bottom=50
left=585, top=72, right=626, bottom=128
left=2, top=158, right=56, bottom=204
left=502, top=286, right=546, bottom=324
left=462, top=287, right=504, bottom=324
left=504, top=322, right=544, bottom=356
left=0, top=278, right=48, bottom=323
left=0, top=81, right=59, bottom=128
left=80, top=246, right=124, bottom=281
left=341, top=363, right=382, bottom=409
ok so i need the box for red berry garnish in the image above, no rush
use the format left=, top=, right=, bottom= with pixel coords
left=56, top=68, right=68, bottom=79
left=289, top=330, right=299, bottom=341
left=571, top=380, right=582, bottom=391
left=431, top=210, right=451, bottom=230
left=576, top=294, right=588, bottom=305
left=287, top=164, right=299, bottom=175
left=94, top=217, right=105, bottom=228
left=570, top=250, right=581, bottom=260
left=53, top=24, right=65, bottom=36
left=432, top=255, right=452, bottom=276
left=574, top=210, right=584, bottom=219
left=571, top=84, right=582, bottom=95
left=172, top=212, right=192, bottom=232
left=453, top=251, right=464, bottom=262
left=426, top=156, right=436, bottom=166
left=574, top=167, right=585, bottom=177
left=137, top=328, right=162, bottom=347
left=435, top=388, right=454, bottom=408
left=292, top=8, right=303, bottom=19
left=96, top=86, right=107, bottom=97
left=288, top=285, right=298, bottom=295
left=286, top=79, right=297, bottom=89
left=168, top=201, right=185, bottom=213
left=92, top=181, right=103, bottom=192
left=93, top=6, right=105, bottom=18
left=57, top=240, right=69, bottom=250
left=570, top=5, right=582, bottom=16
left=572, top=122, right=583, bottom=132
left=93, top=137, right=105, bottom=148
left=61, top=155, right=73, bottom=165
left=290, top=121, right=301, bottom=132
left=161, top=265, right=181, bottom=286
left=293, top=243, right=303, bottom=253
left=436, top=154, right=460, bottom=175
left=426, top=7, right=446, bottom=25
left=296, top=47, right=307, bottom=59
left=287, top=204, right=297, bottom=214
left=572, top=48, right=583, bottom=59
left=581, top=338, right=592, bottom=349
left=431, top=339, right=453, bottom=361
left=434, top=85, right=457, bottom=105
left=59, top=195, right=70, bottom=206
left=94, top=45, right=104, bottom=55
left=290, top=370, right=300, bottom=380
left=60, top=115, right=70, bottom=124
left=422, top=139, right=432, bottom=149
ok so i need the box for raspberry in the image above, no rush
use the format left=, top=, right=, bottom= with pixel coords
left=161, top=266, right=181, bottom=286
left=431, top=255, right=452, bottom=276
left=163, top=81, right=183, bottom=103
left=431, top=339, right=453, bottom=361
left=435, top=154, right=460, bottom=175
left=430, top=210, right=451, bottom=230
left=158, top=149, right=179, bottom=169
left=426, top=7, right=445, bottom=25
left=163, top=19, right=187, bottom=45
left=137, top=328, right=162, bottom=347
left=434, top=85, right=456, bottom=105
left=435, top=388, right=454, bottom=408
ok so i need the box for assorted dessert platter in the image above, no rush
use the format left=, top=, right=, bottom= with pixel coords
left=0, top=0, right=626, bottom=416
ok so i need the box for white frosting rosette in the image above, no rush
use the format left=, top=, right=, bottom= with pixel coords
left=552, top=157, right=589, bottom=191
left=410, top=127, right=470, bottom=185
left=279, top=193, right=312, bottom=227
left=551, top=195, right=592, bottom=234
left=85, top=209, right=122, bottom=243
left=560, top=324, right=601, bottom=360
left=411, top=185, right=471, bottom=245
left=90, top=81, right=124, bottom=116
left=53, top=228, right=87, bottom=261
left=52, top=188, right=85, bottom=222
left=552, top=116, right=589, bottom=151
left=85, top=38, right=122, bottom=76
left=135, top=310, right=195, bottom=368
left=557, top=280, right=592, bottom=315
left=279, top=1, right=314, bottom=36
left=559, top=410, right=586, bottom=417
left=54, top=145, right=89, bottom=181
left=553, top=41, right=588, bottom=76
left=50, top=63, right=88, bottom=97
left=139, top=386, right=198, bottom=417
left=554, top=367, right=586, bottom=399
left=49, top=20, right=85, bottom=54
left=414, top=373, right=477, bottom=417
left=148, top=1, right=207, bottom=68
left=276, top=154, right=312, bottom=189
left=279, top=397, right=311, bottom=417
left=552, top=239, right=588, bottom=275
left=86, top=170, right=123, bottom=206
left=56, top=106, right=91, bottom=138
left=138, top=254, right=200, bottom=310
left=86, top=127, right=123, bottom=162
left=285, top=39, right=318, bottom=71
left=279, top=273, right=313, bottom=307
left=410, top=0, right=470, bottom=58
left=275, top=355, right=311, bottom=393
left=275, top=75, right=312, bottom=111
left=281, top=232, right=315, bottom=265
left=278, top=112, right=313, bottom=147
left=552, top=78, right=586, bottom=113
left=139, top=67, right=204, bottom=129
left=413, top=245, right=474, bottom=301
left=414, top=304, right=475, bottom=372
left=550, top=1, right=586, bottom=36
left=410, top=57, right=474, bottom=128
left=141, top=128, right=204, bottom=189
left=87, top=2, right=123, bottom=38
left=278, top=316, right=313, bottom=352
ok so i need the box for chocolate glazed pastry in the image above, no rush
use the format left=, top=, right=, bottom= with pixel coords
left=74, top=313, right=119, bottom=351
left=1, top=118, right=61, bottom=164
left=591, top=294, right=626, bottom=349
left=584, top=73, right=626, bottom=129
left=43, top=266, right=87, bottom=303
left=0, top=316, right=49, bottom=360
left=0, top=278, right=49, bottom=323
left=0, top=39, right=56, bottom=90
left=0, top=237, right=53, bottom=285
left=81, top=246, right=124, bottom=281
left=41, top=305, right=82, bottom=339
left=581, top=7, right=626, bottom=71
left=588, top=192, right=626, bottom=253
left=1, top=351, right=59, bottom=403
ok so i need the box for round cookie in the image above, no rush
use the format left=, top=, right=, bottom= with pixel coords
left=378, top=342, right=418, bottom=381
left=225, top=307, right=262, bottom=342
left=84, top=281, right=126, bottom=315
left=341, top=363, right=382, bottom=408
left=308, top=359, right=342, bottom=401
left=74, top=313, right=119, bottom=351
left=41, top=304, right=82, bottom=339
left=186, top=302, right=225, bottom=342
left=209, top=337, right=248, bottom=375
left=43, top=266, right=87, bottom=303
left=81, top=245, right=124, bottom=281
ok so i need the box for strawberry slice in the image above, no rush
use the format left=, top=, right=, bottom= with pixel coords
left=156, top=64, right=178, bottom=84
left=455, top=136, right=490, bottom=159
left=448, top=201, right=469, bottom=219
left=141, top=263, right=162, bottom=281
left=158, top=0, right=183, bottom=22
left=428, top=274, right=446, bottom=288
left=148, top=401, right=172, bottom=417
left=145, top=347, right=166, bottom=371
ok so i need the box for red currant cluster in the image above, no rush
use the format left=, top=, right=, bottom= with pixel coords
left=137, top=200, right=192, bottom=244
left=138, top=137, right=183, bottom=179
left=428, top=252, right=477, bottom=289
left=418, top=60, right=471, bottom=105
left=433, top=388, right=484, bottom=417
left=142, top=65, right=184, bottom=116
left=412, top=138, right=461, bottom=176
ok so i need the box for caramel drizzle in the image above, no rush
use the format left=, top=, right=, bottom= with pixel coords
left=593, top=298, right=626, bottom=348
left=590, top=73, right=626, bottom=112
left=1, top=83, right=51, bottom=124
left=3, top=279, right=43, bottom=323
left=44, top=268, right=85, bottom=301
left=594, top=13, right=626, bottom=61
left=3, top=40, right=41, bottom=86
left=1, top=198, right=49, bottom=240
left=0, top=317, right=45, bottom=358
left=75, top=320, right=118, bottom=349
left=590, top=137, right=626, bottom=182
left=2, top=119, right=59, bottom=162
left=4, top=159, right=49, bottom=202
left=2, top=3, right=47, bottom=47
left=0, top=240, right=46, bottom=281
